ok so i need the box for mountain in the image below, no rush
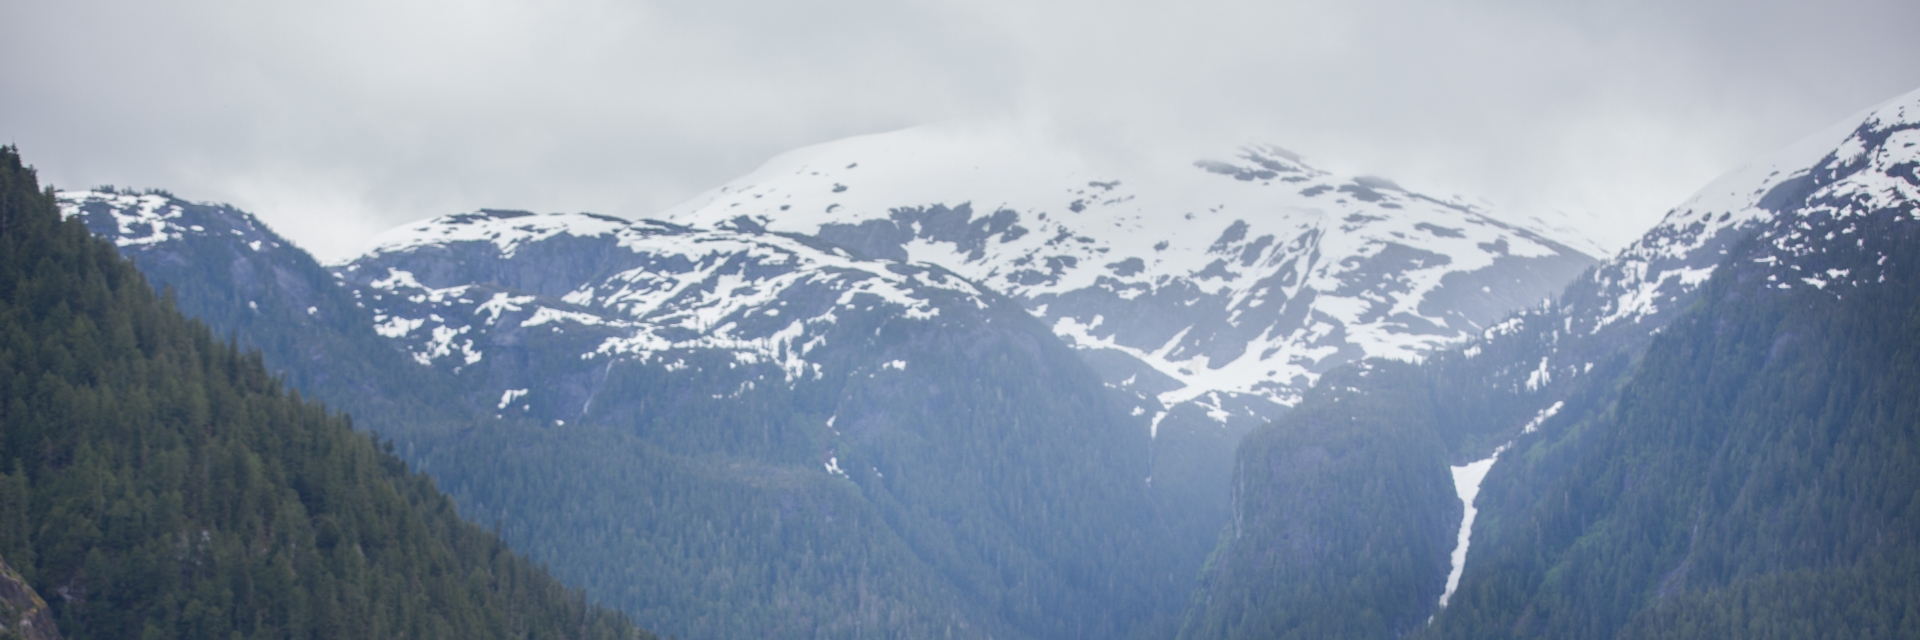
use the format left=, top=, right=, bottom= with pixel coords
left=1181, top=87, right=1920, bottom=639
left=0, top=147, right=653, bottom=640
left=663, top=126, right=1598, bottom=424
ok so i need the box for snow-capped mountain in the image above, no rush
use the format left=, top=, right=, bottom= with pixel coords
left=663, top=125, right=1597, bottom=423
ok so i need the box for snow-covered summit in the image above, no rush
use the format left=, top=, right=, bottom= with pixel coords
left=360, top=209, right=637, bottom=260
left=665, top=124, right=1598, bottom=413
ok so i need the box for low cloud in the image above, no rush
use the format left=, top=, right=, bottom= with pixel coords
left=5, top=0, right=1917, bottom=260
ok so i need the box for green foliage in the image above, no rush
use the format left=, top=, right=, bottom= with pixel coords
left=0, top=146, right=652, bottom=640
left=1615, top=559, right=1920, bottom=640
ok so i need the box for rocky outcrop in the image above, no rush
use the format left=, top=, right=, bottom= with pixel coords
left=0, top=554, right=60, bottom=640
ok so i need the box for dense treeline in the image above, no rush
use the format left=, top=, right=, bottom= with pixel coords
left=418, top=417, right=986, bottom=639
left=0, top=146, right=652, bottom=640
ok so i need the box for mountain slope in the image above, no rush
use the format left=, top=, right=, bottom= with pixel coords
left=1182, top=87, right=1920, bottom=639
left=1425, top=85, right=1920, bottom=640
left=0, top=146, right=652, bottom=640
left=57, top=187, right=491, bottom=447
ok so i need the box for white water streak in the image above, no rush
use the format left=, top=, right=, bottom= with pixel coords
left=1438, top=443, right=1507, bottom=610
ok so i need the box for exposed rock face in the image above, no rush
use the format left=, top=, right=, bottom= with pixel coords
left=0, top=554, right=60, bottom=640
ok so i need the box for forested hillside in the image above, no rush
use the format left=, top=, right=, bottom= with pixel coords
left=1426, top=129, right=1920, bottom=640
left=0, top=146, right=652, bottom=639
left=1182, top=88, right=1920, bottom=639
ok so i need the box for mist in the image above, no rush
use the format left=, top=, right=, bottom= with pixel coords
left=5, top=0, right=1918, bottom=261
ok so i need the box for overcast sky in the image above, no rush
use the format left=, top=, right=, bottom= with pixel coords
left=6, top=0, right=1919, bottom=262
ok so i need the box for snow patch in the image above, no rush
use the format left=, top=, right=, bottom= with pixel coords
left=1521, top=401, right=1564, bottom=434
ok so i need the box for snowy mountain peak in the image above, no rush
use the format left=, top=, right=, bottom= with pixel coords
left=360, top=209, right=661, bottom=260
left=666, top=125, right=1597, bottom=412
left=1581, top=86, right=1920, bottom=334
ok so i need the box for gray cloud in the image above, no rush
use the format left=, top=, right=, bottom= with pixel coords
left=5, top=0, right=1917, bottom=260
